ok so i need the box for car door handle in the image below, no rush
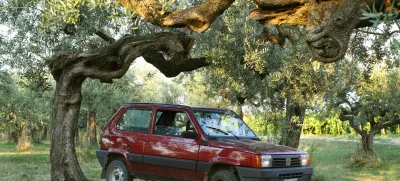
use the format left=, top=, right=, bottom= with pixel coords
left=145, top=139, right=149, bottom=142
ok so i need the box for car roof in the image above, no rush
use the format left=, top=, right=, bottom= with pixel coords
left=123, top=103, right=228, bottom=112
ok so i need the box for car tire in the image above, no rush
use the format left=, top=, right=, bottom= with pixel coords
left=211, top=169, right=239, bottom=181
left=106, top=160, right=133, bottom=181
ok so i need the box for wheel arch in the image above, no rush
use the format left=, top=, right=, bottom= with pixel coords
left=205, top=163, right=239, bottom=181
left=101, top=152, right=128, bottom=179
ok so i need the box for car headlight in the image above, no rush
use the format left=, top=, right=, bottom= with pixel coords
left=261, top=155, right=272, bottom=167
left=301, top=154, right=310, bottom=166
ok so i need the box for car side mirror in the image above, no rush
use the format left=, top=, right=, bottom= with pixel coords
left=182, top=131, right=197, bottom=139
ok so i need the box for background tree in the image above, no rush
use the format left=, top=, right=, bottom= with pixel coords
left=328, top=28, right=400, bottom=154
left=0, top=71, right=52, bottom=150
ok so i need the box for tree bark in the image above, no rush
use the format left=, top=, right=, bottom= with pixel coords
left=279, top=97, right=305, bottom=148
left=236, top=104, right=244, bottom=119
left=50, top=75, right=88, bottom=181
left=49, top=32, right=209, bottom=181
left=17, top=120, right=31, bottom=151
left=85, top=109, right=89, bottom=144
left=89, top=111, right=97, bottom=146
left=119, top=0, right=235, bottom=32
left=361, top=130, right=375, bottom=154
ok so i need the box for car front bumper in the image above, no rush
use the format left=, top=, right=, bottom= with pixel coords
left=236, top=166, right=313, bottom=181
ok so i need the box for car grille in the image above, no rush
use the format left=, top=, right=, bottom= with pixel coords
left=272, top=157, right=301, bottom=167
left=278, top=172, right=303, bottom=179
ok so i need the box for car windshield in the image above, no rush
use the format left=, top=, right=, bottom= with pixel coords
left=193, top=109, right=257, bottom=138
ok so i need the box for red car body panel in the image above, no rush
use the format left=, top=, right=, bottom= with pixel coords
left=144, top=134, right=199, bottom=180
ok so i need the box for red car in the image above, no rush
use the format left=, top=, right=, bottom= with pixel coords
left=96, top=103, right=313, bottom=181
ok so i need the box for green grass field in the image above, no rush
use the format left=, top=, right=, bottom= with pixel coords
left=0, top=137, right=399, bottom=181
left=0, top=142, right=101, bottom=181
left=299, top=137, right=400, bottom=181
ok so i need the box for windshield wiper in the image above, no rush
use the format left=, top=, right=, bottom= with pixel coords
left=206, top=126, right=239, bottom=140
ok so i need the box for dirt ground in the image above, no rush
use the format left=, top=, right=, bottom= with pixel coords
left=390, top=137, right=400, bottom=144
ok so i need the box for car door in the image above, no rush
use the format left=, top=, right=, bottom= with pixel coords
left=144, top=108, right=200, bottom=180
left=114, top=106, right=153, bottom=174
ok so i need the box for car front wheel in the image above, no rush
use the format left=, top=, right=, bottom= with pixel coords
left=211, top=170, right=238, bottom=181
left=106, top=160, right=133, bottom=181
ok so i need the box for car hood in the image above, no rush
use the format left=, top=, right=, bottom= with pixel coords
left=208, top=139, right=304, bottom=154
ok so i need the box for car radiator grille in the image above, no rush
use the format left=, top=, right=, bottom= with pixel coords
left=272, top=157, right=301, bottom=167
left=278, top=172, right=303, bottom=179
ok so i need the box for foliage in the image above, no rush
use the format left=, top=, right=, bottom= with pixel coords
left=302, top=111, right=354, bottom=136
left=244, top=112, right=284, bottom=142
left=187, top=0, right=266, bottom=109
left=0, top=71, right=52, bottom=143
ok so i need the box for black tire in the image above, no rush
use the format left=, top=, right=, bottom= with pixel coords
left=106, top=160, right=133, bottom=181
left=211, top=170, right=239, bottom=181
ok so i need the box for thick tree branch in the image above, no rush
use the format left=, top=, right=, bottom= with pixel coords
left=339, top=113, right=363, bottom=135
left=143, top=53, right=209, bottom=77
left=375, top=116, right=400, bottom=130
left=49, top=33, right=208, bottom=82
left=305, top=0, right=364, bottom=63
left=119, top=0, right=234, bottom=32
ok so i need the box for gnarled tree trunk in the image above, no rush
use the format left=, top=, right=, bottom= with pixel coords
left=339, top=103, right=400, bottom=155
left=361, top=131, right=375, bottom=154
left=49, top=32, right=208, bottom=180
left=280, top=97, right=305, bottom=148
left=50, top=74, right=87, bottom=181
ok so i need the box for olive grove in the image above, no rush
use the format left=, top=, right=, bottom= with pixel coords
left=1, top=0, right=399, bottom=180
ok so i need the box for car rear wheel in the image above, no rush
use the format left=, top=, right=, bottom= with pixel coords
left=211, top=170, right=238, bottom=181
left=106, top=160, right=133, bottom=181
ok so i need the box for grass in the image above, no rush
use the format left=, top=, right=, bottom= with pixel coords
left=0, top=141, right=102, bottom=181
left=0, top=137, right=399, bottom=181
left=299, top=138, right=400, bottom=181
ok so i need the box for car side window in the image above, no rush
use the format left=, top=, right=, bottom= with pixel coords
left=153, top=110, right=194, bottom=138
left=117, top=108, right=152, bottom=132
